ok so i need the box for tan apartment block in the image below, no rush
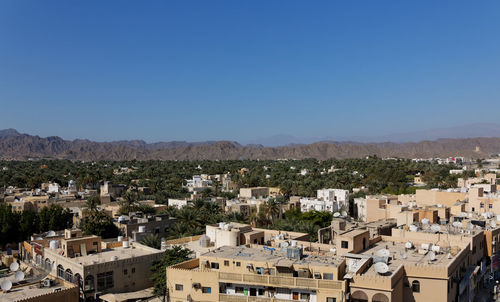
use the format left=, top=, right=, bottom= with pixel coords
left=167, top=246, right=347, bottom=302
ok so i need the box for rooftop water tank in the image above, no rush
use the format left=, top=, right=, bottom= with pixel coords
left=122, top=239, right=130, bottom=248
left=49, top=240, right=59, bottom=250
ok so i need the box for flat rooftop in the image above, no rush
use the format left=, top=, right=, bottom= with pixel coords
left=359, top=240, right=458, bottom=277
left=48, top=243, right=162, bottom=266
left=201, top=246, right=344, bottom=267
left=0, top=279, right=75, bottom=302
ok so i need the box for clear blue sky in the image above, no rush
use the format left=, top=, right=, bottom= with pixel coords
left=1, top=1, right=499, bottom=142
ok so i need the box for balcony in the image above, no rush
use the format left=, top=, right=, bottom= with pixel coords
left=219, top=294, right=299, bottom=302
left=218, top=272, right=343, bottom=290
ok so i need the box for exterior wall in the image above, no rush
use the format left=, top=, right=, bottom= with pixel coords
left=167, top=258, right=347, bottom=302
left=62, top=236, right=101, bottom=257
left=366, top=198, right=390, bottom=222
left=239, top=187, right=269, bottom=199
left=415, top=190, right=466, bottom=207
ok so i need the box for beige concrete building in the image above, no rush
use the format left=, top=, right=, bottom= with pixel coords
left=415, top=189, right=467, bottom=207
left=240, top=187, right=270, bottom=199
left=21, top=229, right=163, bottom=302
left=167, top=246, right=347, bottom=302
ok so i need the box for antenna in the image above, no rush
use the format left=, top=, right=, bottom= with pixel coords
left=1, top=279, right=12, bottom=292
left=9, top=262, right=19, bottom=272
left=374, top=262, right=389, bottom=274
left=428, top=251, right=436, bottom=261
left=14, top=271, right=25, bottom=282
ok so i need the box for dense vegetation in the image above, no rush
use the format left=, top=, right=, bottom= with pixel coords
left=0, top=204, right=72, bottom=247
left=0, top=157, right=462, bottom=199
left=0, top=158, right=467, bottom=244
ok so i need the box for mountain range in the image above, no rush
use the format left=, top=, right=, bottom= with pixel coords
left=1, top=127, right=500, bottom=161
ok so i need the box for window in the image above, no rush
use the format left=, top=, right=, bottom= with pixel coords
left=175, top=284, right=183, bottom=291
left=490, top=204, right=493, bottom=209
left=269, top=268, right=275, bottom=275
left=123, top=269, right=128, bottom=275
left=480, top=203, right=484, bottom=208
left=301, top=293, right=310, bottom=300
left=224, top=260, right=229, bottom=266
left=236, top=262, right=241, bottom=267
left=341, top=241, right=348, bottom=249
left=323, top=273, right=333, bottom=280
left=211, top=262, right=219, bottom=269
left=202, top=287, right=211, bottom=294
left=236, top=287, right=244, bottom=294
left=132, top=267, right=135, bottom=273
left=57, top=265, right=64, bottom=279
left=412, top=280, right=420, bottom=292
left=258, top=288, right=264, bottom=295
left=97, top=271, right=114, bottom=291
left=93, top=241, right=98, bottom=246
left=326, top=298, right=337, bottom=302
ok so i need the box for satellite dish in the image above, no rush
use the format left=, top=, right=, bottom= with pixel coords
left=14, top=271, right=25, bottom=281
left=405, top=241, right=413, bottom=249
left=1, top=279, right=12, bottom=291
left=374, top=262, right=389, bottom=274
left=47, top=230, right=56, bottom=237
left=431, top=224, right=441, bottom=233
left=468, top=223, right=474, bottom=230
left=376, top=249, right=390, bottom=258
left=401, top=252, right=407, bottom=259
left=281, top=242, right=289, bottom=248
left=333, top=212, right=341, bottom=217
left=9, top=262, right=19, bottom=272
left=341, top=211, right=348, bottom=216
left=428, top=251, right=436, bottom=261
left=491, top=220, right=497, bottom=228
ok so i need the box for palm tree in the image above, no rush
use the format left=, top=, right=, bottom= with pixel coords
left=141, top=234, right=162, bottom=249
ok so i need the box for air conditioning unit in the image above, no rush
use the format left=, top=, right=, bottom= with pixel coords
left=43, top=278, right=54, bottom=287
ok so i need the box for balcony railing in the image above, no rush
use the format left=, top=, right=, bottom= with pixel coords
left=219, top=294, right=301, bottom=302
left=218, top=272, right=343, bottom=290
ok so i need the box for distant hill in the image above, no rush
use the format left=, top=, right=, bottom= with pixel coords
left=0, top=129, right=499, bottom=160
left=244, top=123, right=500, bottom=146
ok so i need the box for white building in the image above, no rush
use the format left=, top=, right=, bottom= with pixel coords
left=300, top=198, right=338, bottom=213
left=183, top=175, right=212, bottom=194
left=317, top=188, right=349, bottom=210
left=168, top=198, right=191, bottom=209
left=47, top=183, right=61, bottom=194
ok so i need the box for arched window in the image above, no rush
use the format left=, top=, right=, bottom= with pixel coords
left=44, top=258, right=51, bottom=271
left=372, top=293, right=389, bottom=302
left=351, top=290, right=368, bottom=302
left=65, top=269, right=73, bottom=283
left=84, top=275, right=95, bottom=291
left=412, top=280, right=420, bottom=292
left=57, top=265, right=64, bottom=279
left=74, top=273, right=82, bottom=287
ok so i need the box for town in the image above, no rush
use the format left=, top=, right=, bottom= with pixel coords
left=1, top=155, right=500, bottom=302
